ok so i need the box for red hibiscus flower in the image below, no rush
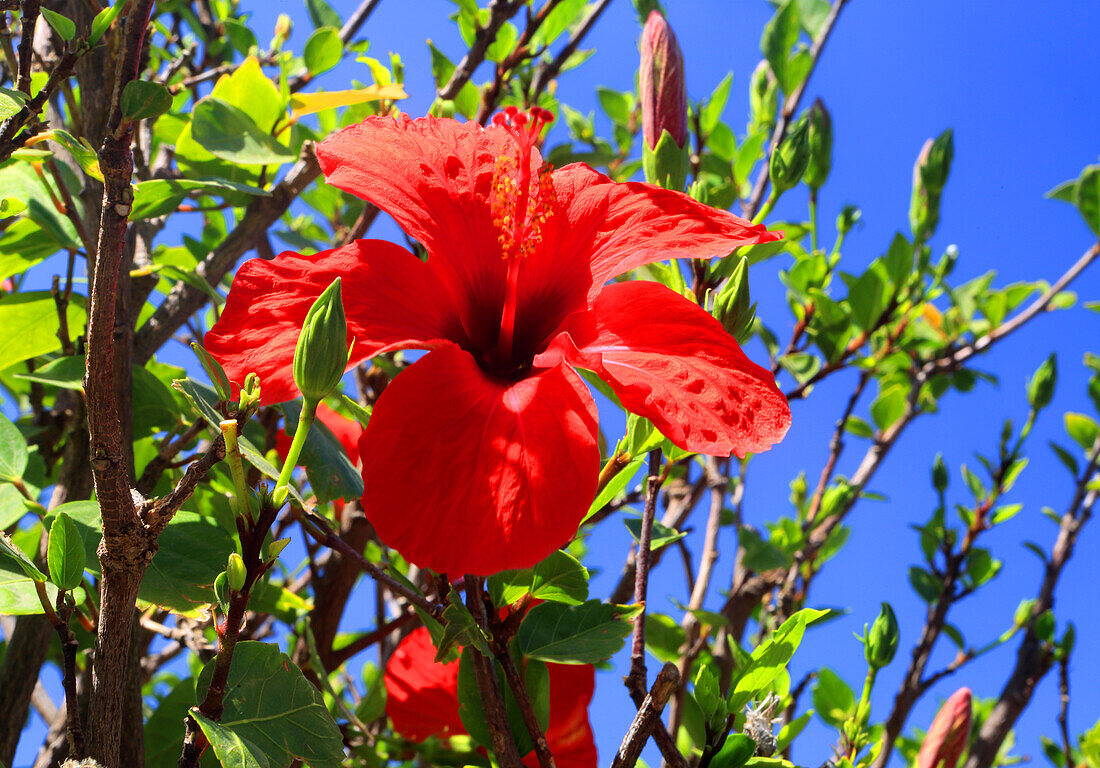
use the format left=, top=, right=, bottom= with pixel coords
left=205, top=108, right=790, bottom=576
left=384, top=626, right=597, bottom=768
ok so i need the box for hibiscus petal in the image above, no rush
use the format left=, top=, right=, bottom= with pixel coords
left=205, top=240, right=464, bottom=404
left=383, top=627, right=464, bottom=742
left=542, top=280, right=790, bottom=457
left=539, top=663, right=597, bottom=768
left=549, top=163, right=781, bottom=298
left=359, top=344, right=599, bottom=576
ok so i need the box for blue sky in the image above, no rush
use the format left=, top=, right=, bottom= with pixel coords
left=12, top=0, right=1100, bottom=765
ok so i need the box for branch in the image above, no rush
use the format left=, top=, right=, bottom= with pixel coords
left=83, top=2, right=157, bottom=765
left=466, top=578, right=524, bottom=768
left=920, top=242, right=1100, bottom=379
left=625, top=450, right=662, bottom=701
left=612, top=663, right=681, bottom=768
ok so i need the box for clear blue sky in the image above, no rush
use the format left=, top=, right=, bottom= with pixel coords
left=14, top=1, right=1100, bottom=766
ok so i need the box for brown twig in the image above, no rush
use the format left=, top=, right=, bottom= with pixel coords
left=496, top=644, right=556, bottom=768
left=613, top=663, right=681, bottom=768
left=438, top=0, right=525, bottom=102
left=528, top=0, right=613, bottom=102
left=14, top=0, right=39, bottom=95
left=625, top=450, right=662, bottom=701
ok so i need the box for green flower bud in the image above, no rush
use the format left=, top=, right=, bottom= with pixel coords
left=272, top=14, right=292, bottom=49
left=226, top=552, right=247, bottom=592
left=932, top=453, right=948, bottom=492
left=293, top=278, right=349, bottom=404
left=836, top=204, right=861, bottom=236
left=864, top=601, right=899, bottom=670
left=640, top=11, right=688, bottom=150
left=1027, top=354, right=1057, bottom=410
left=769, top=116, right=810, bottom=195
left=749, top=60, right=778, bottom=136
left=803, top=99, right=832, bottom=191
left=909, top=129, right=953, bottom=241
left=713, top=256, right=756, bottom=343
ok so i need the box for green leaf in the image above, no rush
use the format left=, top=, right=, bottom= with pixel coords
left=517, top=599, right=640, bottom=664
left=624, top=516, right=687, bottom=550
left=191, top=97, right=295, bottom=166
left=489, top=549, right=590, bottom=607
left=281, top=400, right=363, bottom=504
left=194, top=642, right=344, bottom=768
left=1065, top=412, right=1100, bottom=451
left=597, top=86, right=632, bottom=126
left=760, top=0, right=799, bottom=93
left=712, top=733, right=757, bottom=768
left=304, top=27, right=343, bottom=75
left=0, top=412, right=27, bottom=482
left=884, top=232, right=912, bottom=288
left=132, top=178, right=273, bottom=219
left=455, top=647, right=493, bottom=749
left=0, top=484, right=25, bottom=529
left=0, top=529, right=46, bottom=583
left=701, top=72, right=733, bottom=135
left=121, top=80, right=173, bottom=121
left=39, top=8, right=75, bottom=41
left=812, top=667, right=855, bottom=727
left=46, top=500, right=234, bottom=616
left=908, top=565, right=942, bottom=602
left=1073, top=165, right=1100, bottom=236
left=89, top=1, right=124, bottom=45
left=870, top=385, right=907, bottom=431
left=729, top=608, right=826, bottom=710
left=0, top=292, right=86, bottom=373
left=305, top=0, right=342, bottom=28
left=846, top=268, right=886, bottom=331
left=47, top=511, right=84, bottom=590
left=1049, top=441, right=1080, bottom=476
left=585, top=456, right=642, bottom=521
left=0, top=87, right=28, bottom=120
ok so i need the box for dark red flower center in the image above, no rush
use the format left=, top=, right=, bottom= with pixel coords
left=476, top=107, right=557, bottom=379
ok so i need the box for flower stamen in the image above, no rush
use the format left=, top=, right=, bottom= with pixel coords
left=491, top=107, right=556, bottom=366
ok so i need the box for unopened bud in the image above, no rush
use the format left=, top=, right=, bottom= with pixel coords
left=909, top=129, right=954, bottom=240
left=1027, top=354, right=1057, bottom=411
left=769, top=116, right=810, bottom=194
left=640, top=11, right=687, bottom=150
left=192, top=343, right=231, bottom=402
left=272, top=14, right=292, bottom=48
left=240, top=372, right=261, bottom=411
left=293, top=278, right=349, bottom=404
left=864, top=601, right=899, bottom=670
left=916, top=688, right=972, bottom=768
left=803, top=99, right=832, bottom=191
left=713, top=256, right=756, bottom=344
left=226, top=552, right=247, bottom=592
left=836, top=204, right=861, bottom=236
left=932, top=454, right=948, bottom=492
left=749, top=60, right=778, bottom=136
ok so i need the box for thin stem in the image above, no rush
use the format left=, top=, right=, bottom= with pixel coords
left=626, top=450, right=662, bottom=701
left=276, top=399, right=317, bottom=500
left=219, top=420, right=251, bottom=521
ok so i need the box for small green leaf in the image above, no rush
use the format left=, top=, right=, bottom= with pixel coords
left=712, top=733, right=756, bottom=768
left=623, top=516, right=687, bottom=550
left=304, top=27, right=343, bottom=75
left=700, top=72, right=733, bottom=135
left=89, top=2, right=124, bottom=45
left=760, top=0, right=799, bottom=94
left=870, top=385, right=906, bottom=431
left=908, top=565, right=942, bottom=602
left=1073, top=165, right=1100, bottom=236
left=517, top=600, right=639, bottom=664
left=0, top=529, right=46, bottom=583
left=596, top=86, right=632, bottom=126
left=0, top=413, right=27, bottom=482
left=40, top=8, right=75, bottom=41
left=47, top=511, right=84, bottom=591
left=729, top=608, right=826, bottom=710
left=1065, top=412, right=1100, bottom=451
left=305, top=0, right=342, bottom=28
left=121, top=80, right=173, bottom=121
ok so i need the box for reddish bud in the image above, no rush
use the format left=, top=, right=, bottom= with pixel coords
left=917, top=688, right=973, bottom=768
left=640, top=11, right=688, bottom=149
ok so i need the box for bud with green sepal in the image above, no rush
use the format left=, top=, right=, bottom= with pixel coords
left=640, top=10, right=689, bottom=190
left=803, top=98, right=832, bottom=192
left=1027, top=354, right=1057, bottom=411
left=713, top=256, right=757, bottom=343
left=226, top=552, right=247, bottom=592
left=756, top=115, right=810, bottom=224
left=749, top=60, right=778, bottom=137
left=910, top=128, right=954, bottom=241
left=277, top=278, right=351, bottom=505
left=864, top=601, right=899, bottom=670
